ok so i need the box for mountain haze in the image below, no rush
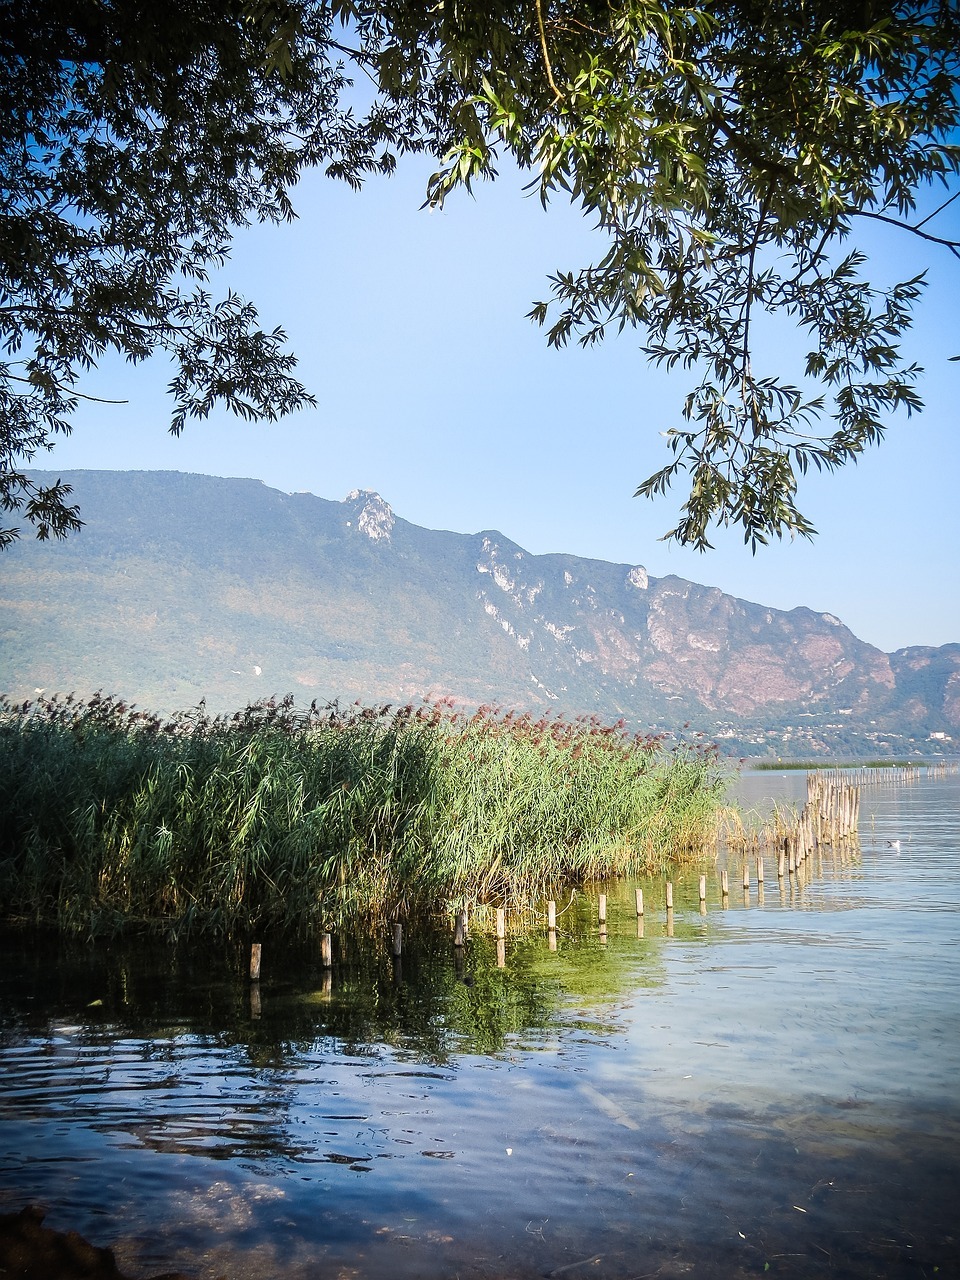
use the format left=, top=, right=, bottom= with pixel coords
left=2, top=471, right=957, bottom=756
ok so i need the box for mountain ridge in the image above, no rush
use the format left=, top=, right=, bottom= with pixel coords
left=2, top=469, right=957, bottom=757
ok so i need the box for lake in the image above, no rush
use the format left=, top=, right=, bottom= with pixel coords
left=1, top=768, right=958, bottom=1279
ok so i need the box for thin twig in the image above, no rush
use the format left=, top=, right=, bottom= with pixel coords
left=915, top=188, right=960, bottom=230
left=739, top=186, right=773, bottom=436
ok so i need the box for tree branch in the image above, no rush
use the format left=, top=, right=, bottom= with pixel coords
left=534, top=0, right=563, bottom=102
left=851, top=209, right=960, bottom=259
left=6, top=372, right=128, bottom=405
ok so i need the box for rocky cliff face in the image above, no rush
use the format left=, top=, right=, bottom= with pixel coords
left=2, top=470, right=956, bottom=755
left=470, top=531, right=902, bottom=718
left=345, top=489, right=396, bottom=543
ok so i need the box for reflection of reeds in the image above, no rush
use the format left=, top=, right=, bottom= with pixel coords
left=0, top=693, right=730, bottom=937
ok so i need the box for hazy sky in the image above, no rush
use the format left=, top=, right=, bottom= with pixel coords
left=46, top=155, right=959, bottom=654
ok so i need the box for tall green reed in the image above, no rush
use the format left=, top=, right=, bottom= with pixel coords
left=0, top=693, right=731, bottom=937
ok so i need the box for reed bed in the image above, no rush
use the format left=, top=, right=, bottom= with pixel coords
left=0, top=693, right=730, bottom=938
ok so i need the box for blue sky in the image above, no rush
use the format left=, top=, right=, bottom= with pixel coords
left=46, top=156, right=959, bottom=654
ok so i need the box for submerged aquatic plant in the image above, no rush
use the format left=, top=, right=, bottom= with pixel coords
left=0, top=692, right=731, bottom=937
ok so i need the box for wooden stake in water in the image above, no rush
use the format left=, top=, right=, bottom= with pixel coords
left=392, top=923, right=403, bottom=957
left=721, top=869, right=729, bottom=896
left=321, top=933, right=333, bottom=968
left=249, top=942, right=262, bottom=982
left=454, top=911, right=467, bottom=948
left=665, top=882, right=674, bottom=911
left=699, top=875, right=706, bottom=904
left=757, top=857, right=764, bottom=884
left=636, top=888, right=644, bottom=916
left=495, top=908, right=505, bottom=940
left=547, top=900, right=557, bottom=931
left=742, top=861, right=750, bottom=890
left=599, top=894, right=607, bottom=925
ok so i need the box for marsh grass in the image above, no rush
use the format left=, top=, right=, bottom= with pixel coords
left=0, top=692, right=730, bottom=937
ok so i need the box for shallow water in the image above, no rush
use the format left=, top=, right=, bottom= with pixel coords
left=2, top=770, right=959, bottom=1279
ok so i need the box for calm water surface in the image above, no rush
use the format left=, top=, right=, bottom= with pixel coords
left=1, top=770, right=958, bottom=1279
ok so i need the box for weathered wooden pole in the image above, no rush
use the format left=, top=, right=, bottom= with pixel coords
left=547, top=900, right=557, bottom=931
left=665, top=882, right=674, bottom=911
left=249, top=940, right=262, bottom=1016
left=699, top=874, right=707, bottom=904
left=321, top=933, right=333, bottom=968
left=635, top=888, right=644, bottom=916
left=389, top=922, right=403, bottom=982
left=454, top=911, right=467, bottom=948
left=598, top=893, right=607, bottom=925
left=495, top=907, right=505, bottom=940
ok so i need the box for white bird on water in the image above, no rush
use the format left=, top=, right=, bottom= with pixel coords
left=887, top=840, right=902, bottom=854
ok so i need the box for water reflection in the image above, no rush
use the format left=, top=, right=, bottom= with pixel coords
left=1, top=772, right=959, bottom=1280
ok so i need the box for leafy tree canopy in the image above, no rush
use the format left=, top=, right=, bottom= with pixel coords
left=3, top=0, right=958, bottom=548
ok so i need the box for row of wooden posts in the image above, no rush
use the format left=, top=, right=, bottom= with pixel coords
left=722, top=775, right=861, bottom=866
left=811, top=762, right=957, bottom=788
left=797, top=773, right=861, bottom=855
left=247, top=850, right=822, bottom=982
left=247, top=778, right=864, bottom=983
left=247, top=833, right=852, bottom=980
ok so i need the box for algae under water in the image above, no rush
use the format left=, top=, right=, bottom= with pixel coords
left=1, top=770, right=958, bottom=1279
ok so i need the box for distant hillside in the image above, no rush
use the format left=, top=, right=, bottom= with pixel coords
left=2, top=470, right=957, bottom=757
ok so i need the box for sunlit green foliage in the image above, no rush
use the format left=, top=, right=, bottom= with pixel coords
left=366, top=0, right=959, bottom=547
left=1, top=0, right=377, bottom=547
left=0, top=691, right=729, bottom=936
left=3, top=3, right=958, bottom=549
